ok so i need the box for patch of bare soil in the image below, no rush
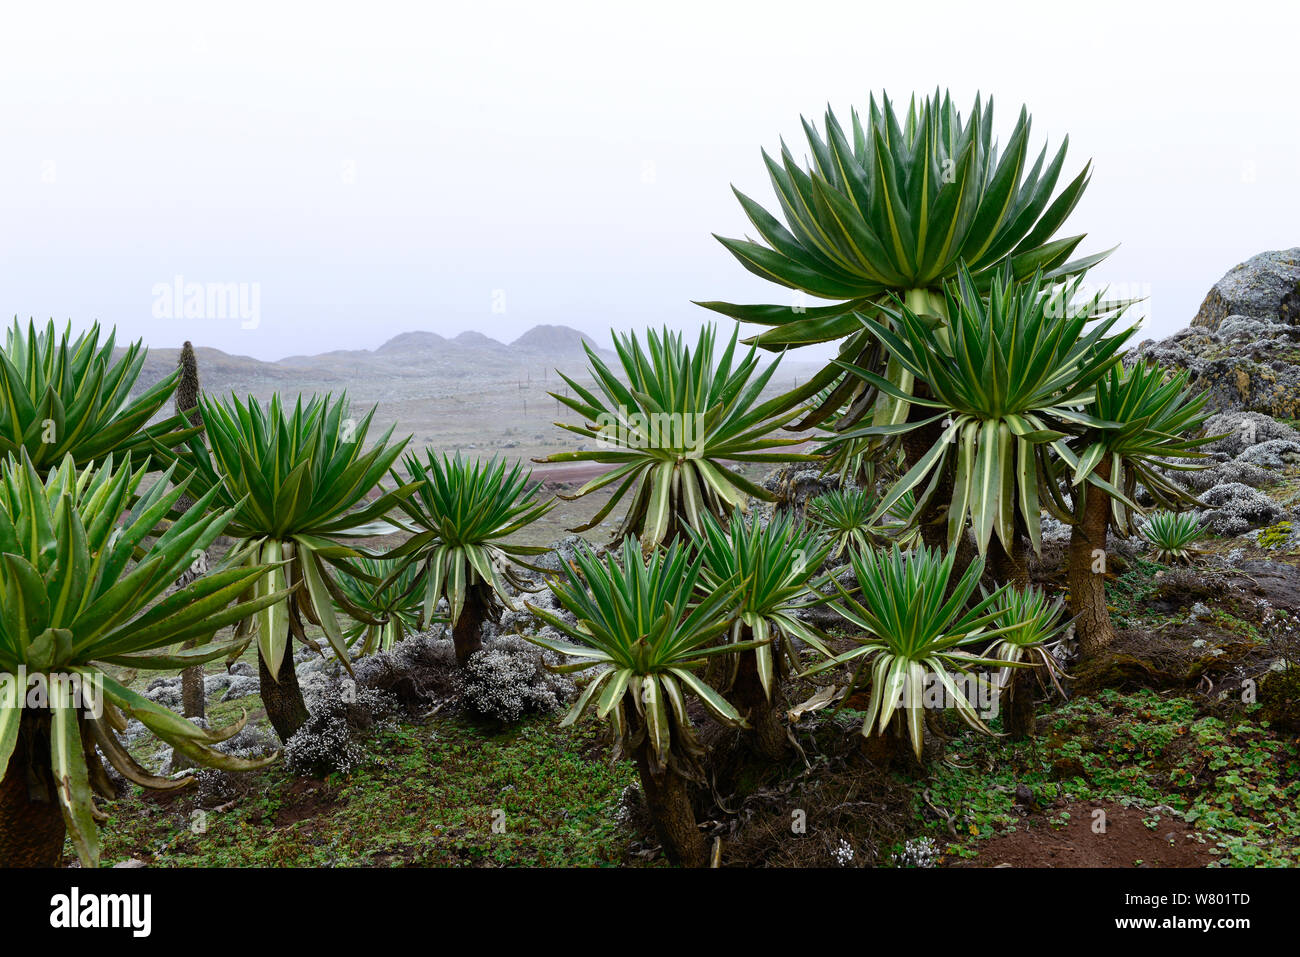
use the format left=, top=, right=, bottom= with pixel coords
left=274, top=778, right=340, bottom=826
left=959, top=802, right=1216, bottom=868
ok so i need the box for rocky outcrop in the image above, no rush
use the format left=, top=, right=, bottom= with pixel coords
left=1190, top=248, right=1300, bottom=331
left=1133, top=248, right=1300, bottom=418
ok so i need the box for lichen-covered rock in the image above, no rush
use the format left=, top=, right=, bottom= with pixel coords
left=221, top=674, right=260, bottom=701
left=1237, top=438, right=1300, bottom=469
left=1131, top=325, right=1300, bottom=419
left=1195, top=482, right=1284, bottom=536
left=761, top=465, right=850, bottom=519
left=1144, top=411, right=1298, bottom=498
left=142, top=675, right=182, bottom=709
left=1191, top=248, right=1300, bottom=331
left=1131, top=249, right=1300, bottom=417
left=1203, top=411, right=1300, bottom=457
left=532, top=535, right=591, bottom=574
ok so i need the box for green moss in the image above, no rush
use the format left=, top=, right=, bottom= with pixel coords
left=1256, top=520, right=1295, bottom=550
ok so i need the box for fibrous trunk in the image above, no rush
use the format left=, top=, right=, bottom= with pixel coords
left=0, top=711, right=66, bottom=867
left=730, top=634, right=787, bottom=762
left=987, top=535, right=1029, bottom=590
left=1070, top=461, right=1115, bottom=659
left=258, top=640, right=310, bottom=743
left=175, top=342, right=207, bottom=723
left=632, top=743, right=707, bottom=867
left=181, top=659, right=205, bottom=720
left=1003, top=666, right=1037, bottom=740
left=452, top=582, right=495, bottom=667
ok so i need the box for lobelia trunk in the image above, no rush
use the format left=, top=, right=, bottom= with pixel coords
left=181, top=665, right=206, bottom=721
left=859, top=713, right=924, bottom=770
left=729, top=629, right=787, bottom=762
left=1070, top=459, right=1115, bottom=659
left=1002, top=666, right=1038, bottom=740
left=452, top=582, right=495, bottom=667
left=0, top=711, right=66, bottom=867
left=258, top=640, right=310, bottom=743
left=986, top=534, right=1029, bottom=590
left=632, top=741, right=707, bottom=868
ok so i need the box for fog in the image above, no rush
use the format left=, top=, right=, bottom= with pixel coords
left=1, top=0, right=1296, bottom=360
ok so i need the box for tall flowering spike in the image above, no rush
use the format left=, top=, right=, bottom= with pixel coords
left=176, top=341, right=202, bottom=430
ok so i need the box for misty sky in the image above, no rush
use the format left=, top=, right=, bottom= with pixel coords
left=1, top=0, right=1297, bottom=362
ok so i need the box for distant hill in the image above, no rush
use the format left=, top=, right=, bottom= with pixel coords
left=374, top=331, right=447, bottom=354
left=512, top=324, right=603, bottom=356
left=129, top=324, right=617, bottom=403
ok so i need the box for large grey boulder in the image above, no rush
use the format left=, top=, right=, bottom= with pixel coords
left=1191, top=248, right=1300, bottom=331
left=1131, top=249, right=1300, bottom=417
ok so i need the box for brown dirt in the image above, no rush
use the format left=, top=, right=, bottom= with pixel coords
left=273, top=778, right=341, bottom=826
left=958, top=802, right=1216, bottom=868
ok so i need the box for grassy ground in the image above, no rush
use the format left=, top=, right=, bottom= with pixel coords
left=96, top=714, right=641, bottom=868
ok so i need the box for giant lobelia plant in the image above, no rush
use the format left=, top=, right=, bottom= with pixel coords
left=0, top=450, right=286, bottom=867
left=526, top=538, right=747, bottom=867
left=0, top=319, right=198, bottom=469
left=697, top=91, right=1107, bottom=534
left=382, top=453, right=553, bottom=666
left=688, top=508, right=831, bottom=760
left=1058, top=361, right=1214, bottom=657
left=159, top=392, right=413, bottom=742
left=698, top=91, right=1104, bottom=430
left=830, top=264, right=1135, bottom=585
left=540, top=324, right=817, bottom=550
left=806, top=544, right=1017, bottom=762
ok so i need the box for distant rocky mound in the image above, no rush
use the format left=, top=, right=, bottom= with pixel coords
left=131, top=323, right=613, bottom=397
left=512, top=324, right=604, bottom=356
left=374, top=331, right=447, bottom=354
left=1134, top=248, right=1300, bottom=418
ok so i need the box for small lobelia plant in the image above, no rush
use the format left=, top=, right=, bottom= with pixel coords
left=384, top=453, right=554, bottom=667
left=1139, top=510, right=1205, bottom=565
left=0, top=451, right=286, bottom=867
left=539, top=324, right=817, bottom=551
left=159, top=392, right=414, bottom=742
left=805, top=486, right=918, bottom=559
left=1062, top=362, right=1214, bottom=657
left=526, top=537, right=747, bottom=867
left=805, top=487, right=876, bottom=559
left=807, top=544, right=1014, bottom=762
left=981, top=586, right=1070, bottom=739
left=335, top=557, right=425, bottom=656
left=688, top=508, right=832, bottom=760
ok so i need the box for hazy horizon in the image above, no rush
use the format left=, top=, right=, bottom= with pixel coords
left=2, top=1, right=1297, bottom=362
